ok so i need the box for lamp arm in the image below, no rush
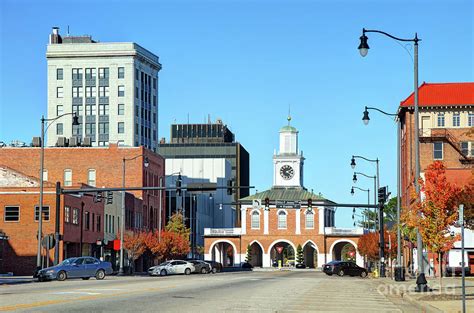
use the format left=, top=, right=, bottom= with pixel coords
left=353, top=155, right=378, bottom=163
left=43, top=112, right=77, bottom=134
left=352, top=186, right=369, bottom=192
left=366, top=106, right=397, bottom=117
left=363, top=28, right=420, bottom=43
left=354, top=171, right=375, bottom=179
left=123, top=153, right=146, bottom=162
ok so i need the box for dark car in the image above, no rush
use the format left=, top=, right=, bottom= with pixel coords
left=188, top=260, right=212, bottom=274
left=37, top=257, right=113, bottom=281
left=323, top=261, right=368, bottom=278
left=204, top=260, right=223, bottom=273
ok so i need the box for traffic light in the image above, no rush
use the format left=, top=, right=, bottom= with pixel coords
left=307, top=198, right=312, bottom=212
left=94, top=192, right=103, bottom=203
left=227, top=180, right=233, bottom=195
left=176, top=174, right=182, bottom=196
left=378, top=186, right=387, bottom=204
left=106, top=191, right=113, bottom=204
left=264, top=197, right=270, bottom=210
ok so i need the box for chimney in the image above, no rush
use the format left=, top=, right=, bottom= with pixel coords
left=49, top=27, right=62, bottom=44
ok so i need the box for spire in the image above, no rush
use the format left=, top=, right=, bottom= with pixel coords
left=287, top=105, right=291, bottom=126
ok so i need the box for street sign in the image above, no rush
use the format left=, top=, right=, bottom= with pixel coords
left=276, top=200, right=300, bottom=209
left=252, top=199, right=261, bottom=210
left=459, top=204, right=464, bottom=225
left=276, top=246, right=284, bottom=254
left=41, top=234, right=55, bottom=250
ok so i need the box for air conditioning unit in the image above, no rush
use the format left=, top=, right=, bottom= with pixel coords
left=32, top=137, right=42, bottom=147
left=69, top=137, right=79, bottom=147
left=82, top=137, right=92, bottom=147
left=56, top=137, right=67, bottom=147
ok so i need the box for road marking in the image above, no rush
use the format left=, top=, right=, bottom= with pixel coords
left=78, top=288, right=123, bottom=291
left=53, top=291, right=102, bottom=295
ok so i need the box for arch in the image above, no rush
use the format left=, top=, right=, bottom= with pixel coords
left=249, top=208, right=261, bottom=215
left=209, top=239, right=238, bottom=267
left=276, top=208, right=288, bottom=215
left=329, top=239, right=358, bottom=254
left=301, top=240, right=320, bottom=255
left=329, top=239, right=358, bottom=262
left=209, top=239, right=238, bottom=255
left=267, top=239, right=296, bottom=255
left=301, top=240, right=319, bottom=268
left=249, top=240, right=264, bottom=252
left=247, top=240, right=264, bottom=267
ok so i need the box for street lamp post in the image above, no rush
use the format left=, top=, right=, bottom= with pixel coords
left=359, top=28, right=422, bottom=287
left=353, top=171, right=376, bottom=230
left=37, top=113, right=79, bottom=271
left=119, top=155, right=149, bottom=276
left=350, top=186, right=370, bottom=229
left=362, top=106, right=404, bottom=280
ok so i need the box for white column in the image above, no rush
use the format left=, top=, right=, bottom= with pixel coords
left=318, top=207, right=325, bottom=234
left=241, top=206, right=247, bottom=235
left=264, top=209, right=269, bottom=235
left=356, top=251, right=364, bottom=267
left=263, top=253, right=271, bottom=267
left=295, top=208, right=301, bottom=234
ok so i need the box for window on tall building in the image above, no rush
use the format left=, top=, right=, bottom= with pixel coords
left=86, top=104, right=96, bottom=116
left=72, top=68, right=83, bottom=80
left=453, top=112, right=460, bottom=127
left=85, top=123, right=96, bottom=136
left=57, top=87, right=63, bottom=98
left=99, top=104, right=109, bottom=115
left=278, top=211, right=287, bottom=229
left=118, top=67, right=125, bottom=79
left=56, top=123, right=63, bottom=135
left=99, top=68, right=109, bottom=79
left=87, top=169, right=96, bottom=187
left=56, top=105, right=63, bottom=116
left=99, top=86, right=109, bottom=97
left=86, top=86, right=96, bottom=98
left=72, top=208, right=79, bottom=225
left=469, top=113, right=474, bottom=127
left=85, top=68, right=96, bottom=79
left=251, top=211, right=260, bottom=229
left=118, top=122, right=125, bottom=134
left=35, top=206, right=50, bottom=221
left=433, top=142, right=443, bottom=160
left=57, top=68, right=63, bottom=80
left=64, top=169, right=72, bottom=186
left=118, top=104, right=125, bottom=115
left=64, top=206, right=70, bottom=223
left=437, top=113, right=445, bottom=127
left=72, top=105, right=83, bottom=116
left=305, top=211, right=314, bottom=229
left=461, top=142, right=469, bottom=156
left=118, top=85, right=125, bottom=97
left=4, top=206, right=20, bottom=222
left=72, top=87, right=83, bottom=98
left=98, top=122, right=109, bottom=134
left=135, top=87, right=139, bottom=99
left=84, top=211, right=90, bottom=230
left=153, top=78, right=157, bottom=89
left=97, top=215, right=101, bottom=232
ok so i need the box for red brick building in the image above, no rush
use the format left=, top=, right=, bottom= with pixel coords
left=399, top=82, right=474, bottom=207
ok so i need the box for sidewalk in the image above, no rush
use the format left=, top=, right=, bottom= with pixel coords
left=0, top=276, right=35, bottom=285
left=373, top=275, right=474, bottom=313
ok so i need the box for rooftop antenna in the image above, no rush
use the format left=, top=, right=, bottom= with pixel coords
left=67, top=25, right=70, bottom=36
left=287, top=104, right=292, bottom=126
left=208, top=114, right=211, bottom=124
left=187, top=113, right=189, bottom=124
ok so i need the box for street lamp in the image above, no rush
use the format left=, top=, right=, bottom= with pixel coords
left=119, top=154, right=149, bottom=275
left=37, top=113, right=79, bottom=271
left=362, top=106, right=404, bottom=280
left=353, top=171, right=377, bottom=230
left=358, top=27, right=422, bottom=287
left=350, top=186, right=370, bottom=230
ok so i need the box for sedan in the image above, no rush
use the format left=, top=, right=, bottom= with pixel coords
left=37, top=257, right=113, bottom=281
left=188, top=260, right=211, bottom=274
left=323, top=261, right=368, bottom=278
left=148, top=260, right=195, bottom=276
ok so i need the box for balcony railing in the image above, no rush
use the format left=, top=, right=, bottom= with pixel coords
left=204, top=228, right=241, bottom=236
left=324, top=227, right=364, bottom=236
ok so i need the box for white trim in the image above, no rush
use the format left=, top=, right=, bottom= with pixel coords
left=249, top=208, right=261, bottom=215
left=276, top=208, right=288, bottom=215
left=250, top=210, right=261, bottom=230
left=304, top=210, right=315, bottom=229
left=208, top=239, right=238, bottom=259
left=295, top=208, right=301, bottom=234
left=277, top=210, right=287, bottom=230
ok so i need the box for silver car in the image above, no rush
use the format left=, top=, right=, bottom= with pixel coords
left=148, top=260, right=195, bottom=276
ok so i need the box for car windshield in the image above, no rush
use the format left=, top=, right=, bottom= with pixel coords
left=60, top=258, right=77, bottom=265
left=159, top=261, right=170, bottom=266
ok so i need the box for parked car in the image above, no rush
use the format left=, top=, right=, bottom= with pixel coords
left=204, top=260, right=223, bottom=273
left=37, top=257, right=113, bottom=282
left=323, top=261, right=368, bottom=278
left=148, top=260, right=195, bottom=276
left=188, top=260, right=211, bottom=274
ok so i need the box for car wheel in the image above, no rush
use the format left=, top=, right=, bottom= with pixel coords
left=212, top=267, right=217, bottom=274
left=160, top=269, right=167, bottom=276
left=185, top=268, right=191, bottom=275
left=38, top=277, right=44, bottom=282
left=95, top=269, right=105, bottom=280
left=57, top=271, right=67, bottom=281
left=201, top=267, right=207, bottom=274
left=82, top=277, right=90, bottom=280
left=360, top=271, right=368, bottom=278
left=337, top=270, right=344, bottom=277
left=326, top=273, right=333, bottom=276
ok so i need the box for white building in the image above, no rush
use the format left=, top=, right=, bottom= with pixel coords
left=46, top=27, right=161, bottom=151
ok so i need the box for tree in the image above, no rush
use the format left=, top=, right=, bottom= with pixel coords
left=459, top=178, right=474, bottom=229
left=296, top=244, right=304, bottom=264
left=123, top=231, right=147, bottom=273
left=150, top=231, right=190, bottom=262
left=245, top=244, right=252, bottom=263
left=357, top=230, right=397, bottom=262
left=403, top=161, right=461, bottom=288
left=165, top=212, right=190, bottom=237
left=358, top=197, right=398, bottom=230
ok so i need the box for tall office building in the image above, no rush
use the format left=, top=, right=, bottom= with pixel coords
left=46, top=27, right=162, bottom=150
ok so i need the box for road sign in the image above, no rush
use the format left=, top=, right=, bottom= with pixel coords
left=252, top=199, right=261, bottom=210
left=276, top=200, right=300, bottom=209
left=41, top=234, right=55, bottom=250
left=276, top=246, right=284, bottom=254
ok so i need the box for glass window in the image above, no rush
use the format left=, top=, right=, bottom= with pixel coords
left=72, top=87, right=83, bottom=98
left=35, top=206, right=50, bottom=221
left=73, top=208, right=79, bottom=224
left=135, top=68, right=139, bottom=79
left=461, top=142, right=469, bottom=156
left=305, top=211, right=314, bottom=229
left=153, top=78, right=157, bottom=89
left=99, top=104, right=109, bottom=115
left=72, top=105, right=83, bottom=116
left=118, top=104, right=125, bottom=115
left=85, top=68, right=96, bottom=79
left=87, top=169, right=96, bottom=187
left=64, top=169, right=72, bottom=186
left=453, top=113, right=460, bottom=127
left=278, top=211, right=287, bottom=229
left=437, top=113, right=445, bottom=127
left=86, top=105, right=96, bottom=116
left=56, top=123, right=63, bottom=135
left=469, top=113, right=474, bottom=127
left=99, top=86, right=109, bottom=97
left=99, top=67, right=109, bottom=79
left=57, top=68, right=63, bottom=80
left=118, top=85, right=125, bottom=97
left=4, top=206, right=20, bottom=222
left=433, top=142, right=443, bottom=160
left=118, top=67, right=125, bottom=79
left=56, top=105, right=63, bottom=116
left=72, top=68, right=83, bottom=80
left=65, top=206, right=70, bottom=223
left=98, top=122, right=109, bottom=134
left=97, top=215, right=101, bottom=232
left=85, top=86, right=96, bottom=98
left=118, top=122, right=125, bottom=134
left=57, top=87, right=63, bottom=98
left=85, top=211, right=90, bottom=230
left=251, top=211, right=260, bottom=229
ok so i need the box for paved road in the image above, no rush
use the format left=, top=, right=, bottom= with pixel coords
left=0, top=271, right=420, bottom=312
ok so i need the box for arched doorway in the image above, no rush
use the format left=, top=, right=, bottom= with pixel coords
left=331, top=241, right=357, bottom=262
left=269, top=241, right=295, bottom=267
left=302, top=241, right=318, bottom=268
left=248, top=241, right=263, bottom=267
left=210, top=241, right=236, bottom=267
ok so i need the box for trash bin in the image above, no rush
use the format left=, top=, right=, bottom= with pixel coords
left=395, top=266, right=405, bottom=281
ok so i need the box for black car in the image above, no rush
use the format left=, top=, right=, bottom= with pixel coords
left=323, top=261, right=368, bottom=278
left=204, top=260, right=223, bottom=273
left=188, top=260, right=211, bottom=274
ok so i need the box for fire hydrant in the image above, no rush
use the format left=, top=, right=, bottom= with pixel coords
left=373, top=268, right=379, bottom=278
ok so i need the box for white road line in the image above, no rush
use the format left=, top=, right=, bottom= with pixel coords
left=52, top=291, right=102, bottom=295
left=78, top=288, right=123, bottom=291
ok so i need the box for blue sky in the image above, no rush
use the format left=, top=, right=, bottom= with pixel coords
left=1, top=0, right=472, bottom=227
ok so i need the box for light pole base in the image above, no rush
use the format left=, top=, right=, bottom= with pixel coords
left=394, top=266, right=406, bottom=281
left=117, top=268, right=125, bottom=276
left=415, top=273, right=430, bottom=292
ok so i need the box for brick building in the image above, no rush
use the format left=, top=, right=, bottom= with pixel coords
left=0, top=144, right=165, bottom=274
left=399, top=82, right=474, bottom=207
left=204, top=119, right=365, bottom=268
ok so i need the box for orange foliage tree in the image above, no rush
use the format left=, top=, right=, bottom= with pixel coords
left=402, top=161, right=461, bottom=286
left=149, top=231, right=190, bottom=262
left=123, top=231, right=147, bottom=273
left=357, top=230, right=397, bottom=263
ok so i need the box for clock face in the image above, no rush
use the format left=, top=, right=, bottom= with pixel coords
left=280, top=165, right=294, bottom=180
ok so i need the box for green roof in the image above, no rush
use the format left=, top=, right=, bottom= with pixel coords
left=279, top=125, right=298, bottom=132
left=241, top=187, right=335, bottom=204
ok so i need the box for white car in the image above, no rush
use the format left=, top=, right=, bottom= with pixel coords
left=148, top=260, right=195, bottom=276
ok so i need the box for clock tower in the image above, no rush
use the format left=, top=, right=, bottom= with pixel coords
left=273, top=116, right=305, bottom=188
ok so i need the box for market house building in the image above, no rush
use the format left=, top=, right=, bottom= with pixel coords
left=204, top=118, right=365, bottom=268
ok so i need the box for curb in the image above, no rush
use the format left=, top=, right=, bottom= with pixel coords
left=402, top=292, right=444, bottom=313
